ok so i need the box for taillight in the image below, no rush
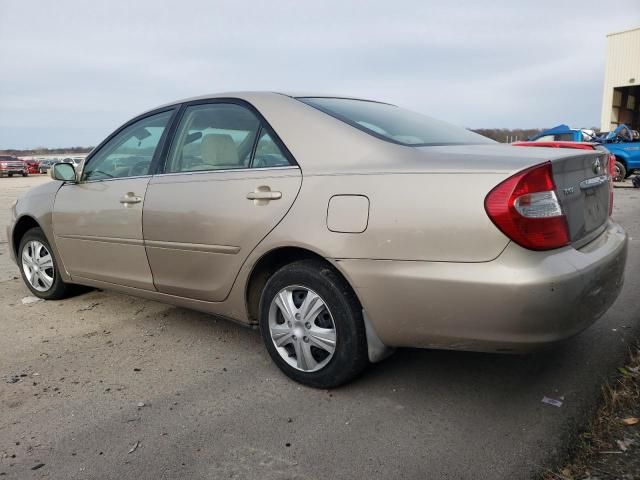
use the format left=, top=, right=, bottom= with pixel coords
left=485, top=162, right=570, bottom=251
left=608, top=154, right=615, bottom=216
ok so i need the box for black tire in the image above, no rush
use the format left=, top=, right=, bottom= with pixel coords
left=22, top=172, right=29, bottom=177
left=18, top=227, right=76, bottom=300
left=259, top=260, right=368, bottom=388
left=614, top=161, right=626, bottom=182
left=8, top=173, right=13, bottom=177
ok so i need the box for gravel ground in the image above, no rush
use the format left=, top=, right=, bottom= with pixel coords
left=0, top=175, right=639, bottom=480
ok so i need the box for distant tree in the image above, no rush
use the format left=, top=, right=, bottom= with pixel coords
left=0, top=146, right=94, bottom=156
left=472, top=128, right=546, bottom=143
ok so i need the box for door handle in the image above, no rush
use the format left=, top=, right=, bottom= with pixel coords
left=246, top=191, right=282, bottom=200
left=120, top=192, right=142, bottom=204
left=246, top=186, right=282, bottom=201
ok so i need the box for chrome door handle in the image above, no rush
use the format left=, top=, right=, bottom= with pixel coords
left=120, top=192, right=142, bottom=204
left=246, top=189, right=282, bottom=201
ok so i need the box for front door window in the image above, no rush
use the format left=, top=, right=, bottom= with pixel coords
left=82, top=110, right=173, bottom=181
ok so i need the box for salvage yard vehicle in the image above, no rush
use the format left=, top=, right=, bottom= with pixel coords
left=24, top=160, right=41, bottom=175
left=0, top=155, right=28, bottom=177
left=529, top=124, right=640, bottom=181
left=6, top=93, right=628, bottom=387
left=38, top=160, right=54, bottom=174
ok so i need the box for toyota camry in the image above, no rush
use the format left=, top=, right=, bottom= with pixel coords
left=6, top=92, right=628, bottom=387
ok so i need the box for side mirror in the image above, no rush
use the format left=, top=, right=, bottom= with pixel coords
left=51, top=162, right=77, bottom=182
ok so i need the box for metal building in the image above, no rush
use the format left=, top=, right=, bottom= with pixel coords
left=600, top=27, right=640, bottom=132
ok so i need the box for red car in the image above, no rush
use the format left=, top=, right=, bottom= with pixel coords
left=513, top=140, right=617, bottom=215
left=0, top=155, right=28, bottom=177
left=24, top=160, right=41, bottom=174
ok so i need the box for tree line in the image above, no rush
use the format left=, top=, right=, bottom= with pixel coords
left=470, top=128, right=545, bottom=142
left=0, top=146, right=94, bottom=156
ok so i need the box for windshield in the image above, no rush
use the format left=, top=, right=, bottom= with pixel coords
left=298, top=97, right=494, bottom=147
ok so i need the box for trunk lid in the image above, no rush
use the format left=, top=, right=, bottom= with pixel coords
left=550, top=150, right=610, bottom=247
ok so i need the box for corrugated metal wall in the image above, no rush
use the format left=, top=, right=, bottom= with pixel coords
left=600, top=27, right=640, bottom=131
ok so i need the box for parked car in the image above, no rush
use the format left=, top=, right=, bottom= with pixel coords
left=38, top=160, right=54, bottom=174
left=6, top=93, right=628, bottom=387
left=62, top=157, right=84, bottom=169
left=528, top=124, right=640, bottom=181
left=25, top=160, right=41, bottom=175
left=0, top=155, right=28, bottom=177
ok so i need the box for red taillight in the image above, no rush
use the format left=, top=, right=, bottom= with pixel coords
left=485, top=162, right=570, bottom=251
left=608, top=154, right=615, bottom=216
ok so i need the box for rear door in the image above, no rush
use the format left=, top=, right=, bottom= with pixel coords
left=53, top=109, right=175, bottom=289
left=143, top=100, right=302, bottom=301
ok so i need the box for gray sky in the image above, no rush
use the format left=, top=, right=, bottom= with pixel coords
left=0, top=0, right=637, bottom=149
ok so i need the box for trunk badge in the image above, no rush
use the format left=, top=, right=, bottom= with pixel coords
left=563, top=187, right=575, bottom=196
left=592, top=158, right=602, bottom=175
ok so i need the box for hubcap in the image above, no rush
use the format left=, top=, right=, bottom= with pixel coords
left=21, top=240, right=55, bottom=292
left=268, top=286, right=337, bottom=372
left=614, top=165, right=622, bottom=182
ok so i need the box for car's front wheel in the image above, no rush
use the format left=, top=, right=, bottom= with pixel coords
left=18, top=227, right=76, bottom=300
left=259, top=260, right=369, bottom=388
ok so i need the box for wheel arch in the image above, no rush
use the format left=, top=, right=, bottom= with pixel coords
left=614, top=154, right=628, bottom=166
left=12, top=215, right=42, bottom=257
left=244, top=246, right=361, bottom=324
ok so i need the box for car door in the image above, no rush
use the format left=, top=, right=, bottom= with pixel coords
left=53, top=109, right=175, bottom=289
left=143, top=100, right=302, bottom=302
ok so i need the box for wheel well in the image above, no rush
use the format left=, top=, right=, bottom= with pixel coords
left=245, top=247, right=359, bottom=323
left=12, top=216, right=41, bottom=256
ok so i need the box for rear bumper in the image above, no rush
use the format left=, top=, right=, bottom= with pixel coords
left=336, top=220, right=628, bottom=352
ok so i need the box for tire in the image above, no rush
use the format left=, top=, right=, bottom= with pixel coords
left=613, top=161, right=626, bottom=182
left=22, top=172, right=29, bottom=177
left=8, top=173, right=13, bottom=177
left=18, top=227, right=76, bottom=300
left=259, top=259, right=368, bottom=388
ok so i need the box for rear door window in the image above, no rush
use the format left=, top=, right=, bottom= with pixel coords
left=165, top=103, right=260, bottom=173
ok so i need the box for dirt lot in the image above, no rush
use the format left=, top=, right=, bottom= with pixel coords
left=1, top=176, right=639, bottom=479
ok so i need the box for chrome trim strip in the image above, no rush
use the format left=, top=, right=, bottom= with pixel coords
left=580, top=175, right=609, bottom=190
left=56, top=235, right=144, bottom=246
left=81, top=175, right=152, bottom=184
left=144, top=240, right=240, bottom=254
left=153, top=166, right=299, bottom=178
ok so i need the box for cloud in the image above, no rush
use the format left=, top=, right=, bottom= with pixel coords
left=0, top=0, right=637, bottom=148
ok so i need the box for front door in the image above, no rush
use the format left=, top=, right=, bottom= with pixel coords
left=53, top=109, right=175, bottom=289
left=143, top=101, right=302, bottom=301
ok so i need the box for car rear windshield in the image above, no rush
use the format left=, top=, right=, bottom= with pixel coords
left=297, top=97, right=494, bottom=147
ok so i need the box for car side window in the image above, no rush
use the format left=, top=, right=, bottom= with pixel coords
left=165, top=103, right=261, bottom=173
left=252, top=130, right=290, bottom=168
left=82, top=110, right=173, bottom=181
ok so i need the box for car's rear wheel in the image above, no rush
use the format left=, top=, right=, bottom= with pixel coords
left=259, top=260, right=368, bottom=388
left=18, top=227, right=76, bottom=300
left=613, top=161, right=626, bottom=182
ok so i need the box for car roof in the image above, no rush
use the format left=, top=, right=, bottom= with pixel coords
left=148, top=91, right=392, bottom=113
